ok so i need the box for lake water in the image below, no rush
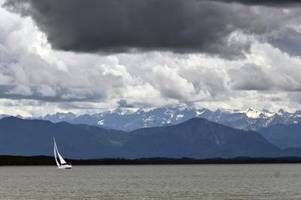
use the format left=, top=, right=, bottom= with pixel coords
left=0, top=164, right=301, bottom=199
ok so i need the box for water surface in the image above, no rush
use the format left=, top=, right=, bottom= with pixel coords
left=0, top=164, right=300, bottom=199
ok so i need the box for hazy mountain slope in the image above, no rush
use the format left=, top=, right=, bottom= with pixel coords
left=0, top=117, right=126, bottom=158
left=126, top=118, right=280, bottom=158
left=259, top=124, right=301, bottom=149
left=0, top=117, right=280, bottom=159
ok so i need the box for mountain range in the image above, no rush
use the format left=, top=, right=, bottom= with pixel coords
left=2, top=106, right=301, bottom=156
left=38, top=106, right=301, bottom=131
left=0, top=116, right=281, bottom=159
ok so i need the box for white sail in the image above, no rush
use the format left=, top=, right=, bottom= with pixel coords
left=53, top=139, right=60, bottom=167
left=57, top=150, right=67, bottom=165
left=53, top=138, right=71, bottom=169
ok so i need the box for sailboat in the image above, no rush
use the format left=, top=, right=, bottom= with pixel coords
left=53, top=138, right=72, bottom=169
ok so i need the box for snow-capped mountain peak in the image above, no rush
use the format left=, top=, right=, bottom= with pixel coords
left=242, top=108, right=275, bottom=119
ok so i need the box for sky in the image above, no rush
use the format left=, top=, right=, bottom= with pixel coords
left=1, top=0, right=301, bottom=116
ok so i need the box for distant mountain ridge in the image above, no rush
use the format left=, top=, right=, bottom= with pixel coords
left=35, top=106, right=301, bottom=131
left=0, top=116, right=281, bottom=159
left=259, top=123, right=301, bottom=149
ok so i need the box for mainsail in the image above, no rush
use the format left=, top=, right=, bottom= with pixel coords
left=53, top=138, right=67, bottom=167
left=53, top=140, right=60, bottom=166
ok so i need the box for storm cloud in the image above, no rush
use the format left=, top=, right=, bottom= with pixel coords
left=4, top=0, right=299, bottom=57
left=1, top=0, right=301, bottom=115
left=215, top=0, right=301, bottom=6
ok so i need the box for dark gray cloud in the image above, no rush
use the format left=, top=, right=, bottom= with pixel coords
left=270, top=29, right=301, bottom=57
left=215, top=0, right=301, bottom=6
left=0, top=84, right=106, bottom=102
left=4, top=0, right=298, bottom=57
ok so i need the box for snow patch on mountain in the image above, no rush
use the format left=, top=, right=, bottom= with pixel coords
left=242, top=108, right=275, bottom=119
left=97, top=120, right=104, bottom=126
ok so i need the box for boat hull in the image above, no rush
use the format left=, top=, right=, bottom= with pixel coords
left=58, top=164, right=72, bottom=169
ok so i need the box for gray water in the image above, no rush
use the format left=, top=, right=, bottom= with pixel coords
left=0, top=164, right=301, bottom=200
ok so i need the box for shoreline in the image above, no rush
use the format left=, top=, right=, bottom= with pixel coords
left=1, top=156, right=301, bottom=166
